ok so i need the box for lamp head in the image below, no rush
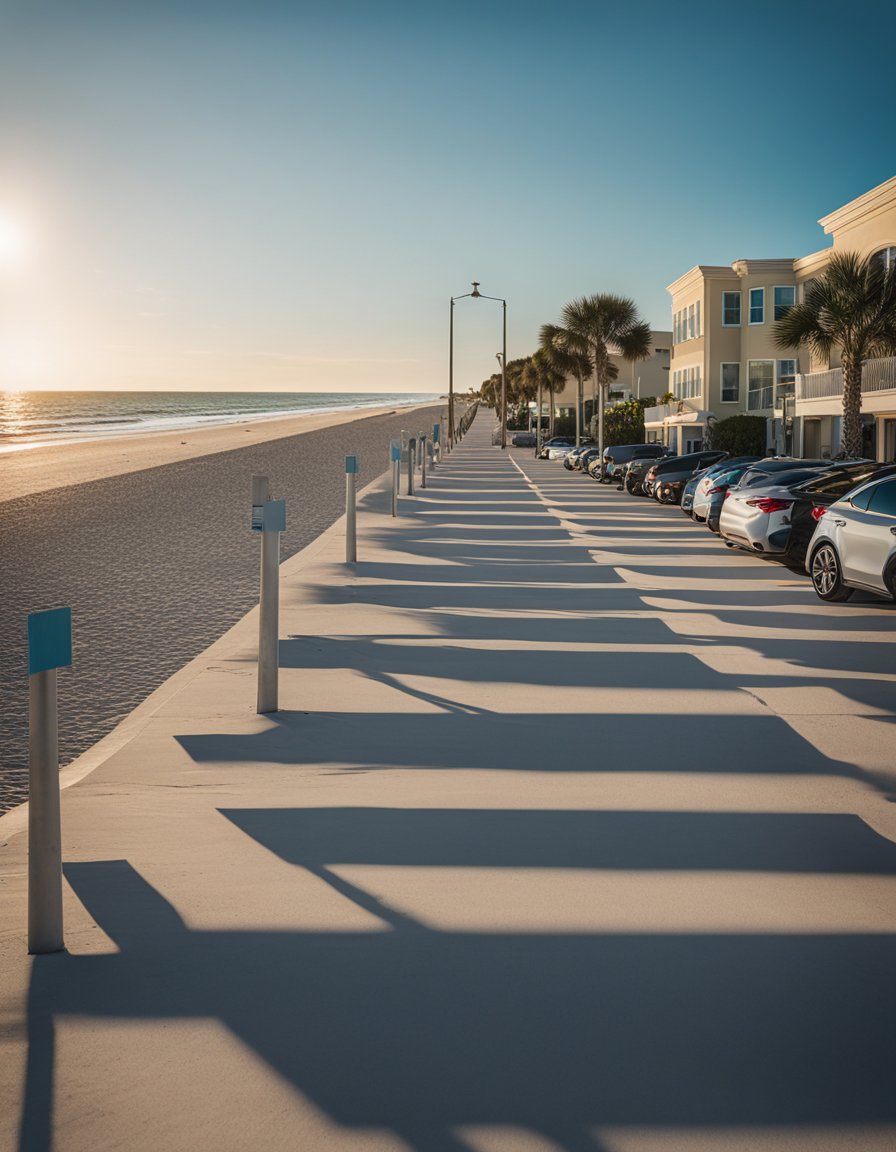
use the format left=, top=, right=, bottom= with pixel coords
left=471, top=281, right=481, bottom=298
left=496, top=352, right=503, bottom=365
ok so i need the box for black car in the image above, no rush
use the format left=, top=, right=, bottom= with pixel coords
left=784, top=461, right=896, bottom=566
left=650, top=451, right=729, bottom=504
left=603, top=442, right=668, bottom=483
left=623, top=454, right=673, bottom=495
left=511, top=431, right=537, bottom=447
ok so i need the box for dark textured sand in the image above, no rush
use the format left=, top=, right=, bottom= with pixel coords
left=0, top=405, right=441, bottom=813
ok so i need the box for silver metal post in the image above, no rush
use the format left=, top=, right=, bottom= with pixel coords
left=420, top=435, right=427, bottom=488
left=28, top=668, right=63, bottom=954
left=345, top=455, right=357, bottom=563
left=407, top=438, right=415, bottom=496
left=255, top=488, right=283, bottom=715
left=392, top=458, right=399, bottom=516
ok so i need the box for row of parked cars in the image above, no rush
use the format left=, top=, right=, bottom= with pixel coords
left=542, top=437, right=896, bottom=603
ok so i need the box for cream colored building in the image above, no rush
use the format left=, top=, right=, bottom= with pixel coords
left=793, top=176, right=896, bottom=461
left=652, top=260, right=799, bottom=453
left=655, top=174, right=896, bottom=460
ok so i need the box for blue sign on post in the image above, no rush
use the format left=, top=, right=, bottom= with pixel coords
left=28, top=608, right=72, bottom=676
left=345, top=454, right=358, bottom=475
left=262, top=499, right=286, bottom=533
left=391, top=443, right=401, bottom=462
left=433, top=423, right=440, bottom=443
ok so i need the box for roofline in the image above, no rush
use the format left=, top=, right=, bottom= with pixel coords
left=818, top=174, right=896, bottom=235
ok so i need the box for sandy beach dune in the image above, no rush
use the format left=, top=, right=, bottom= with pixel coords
left=0, top=402, right=443, bottom=813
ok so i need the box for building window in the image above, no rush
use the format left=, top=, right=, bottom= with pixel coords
left=673, top=366, right=701, bottom=400
left=773, top=286, right=795, bottom=320
left=721, top=363, right=740, bottom=402
left=747, top=360, right=774, bottom=410
left=695, top=299, right=701, bottom=337
left=722, top=291, right=741, bottom=326
left=673, top=311, right=680, bottom=344
left=870, top=247, right=896, bottom=274
left=749, top=288, right=765, bottom=324
left=688, top=304, right=695, bottom=339
left=778, top=359, right=797, bottom=382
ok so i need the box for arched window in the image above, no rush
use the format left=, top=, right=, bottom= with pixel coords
left=870, top=247, right=896, bottom=274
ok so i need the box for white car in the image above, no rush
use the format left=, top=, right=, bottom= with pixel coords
left=718, top=468, right=828, bottom=555
left=806, top=473, right=896, bottom=601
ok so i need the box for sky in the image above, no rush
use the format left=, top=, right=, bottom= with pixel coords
left=1, top=0, right=895, bottom=394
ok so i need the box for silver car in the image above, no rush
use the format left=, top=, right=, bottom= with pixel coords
left=806, top=473, right=896, bottom=601
left=718, top=468, right=828, bottom=555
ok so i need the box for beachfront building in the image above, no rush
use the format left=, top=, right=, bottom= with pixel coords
left=547, top=330, right=672, bottom=428
left=648, top=260, right=799, bottom=454
left=653, top=174, right=896, bottom=461
left=793, top=176, right=896, bottom=462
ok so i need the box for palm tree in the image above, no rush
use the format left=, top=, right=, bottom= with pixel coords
left=528, top=351, right=565, bottom=440
left=562, top=295, right=652, bottom=461
left=538, top=323, right=593, bottom=446
left=774, top=251, right=896, bottom=459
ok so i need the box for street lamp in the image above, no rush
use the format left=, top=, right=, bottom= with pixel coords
left=495, top=351, right=506, bottom=449
left=449, top=281, right=507, bottom=449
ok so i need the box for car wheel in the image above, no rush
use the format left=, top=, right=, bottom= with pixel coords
left=884, top=558, right=896, bottom=601
left=810, top=543, right=854, bottom=602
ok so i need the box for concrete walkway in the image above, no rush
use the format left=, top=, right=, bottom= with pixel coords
left=2, top=417, right=896, bottom=1152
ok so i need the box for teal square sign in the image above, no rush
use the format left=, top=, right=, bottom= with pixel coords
left=28, top=607, right=72, bottom=675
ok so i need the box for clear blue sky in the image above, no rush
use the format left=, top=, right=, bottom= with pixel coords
left=1, top=0, right=894, bottom=392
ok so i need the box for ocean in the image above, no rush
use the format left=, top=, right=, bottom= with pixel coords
left=0, top=390, right=441, bottom=452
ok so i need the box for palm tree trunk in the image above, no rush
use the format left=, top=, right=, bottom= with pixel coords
left=841, top=357, right=864, bottom=458
left=548, top=383, right=555, bottom=437
left=537, top=381, right=543, bottom=450
left=575, top=374, right=582, bottom=446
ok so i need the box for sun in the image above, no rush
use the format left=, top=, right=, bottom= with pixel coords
left=0, top=214, right=28, bottom=266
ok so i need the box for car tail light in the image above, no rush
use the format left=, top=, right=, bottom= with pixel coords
left=723, top=490, right=732, bottom=500
left=745, top=498, right=793, bottom=514
left=707, top=485, right=726, bottom=495
left=646, top=468, right=655, bottom=480
left=810, top=506, right=827, bottom=522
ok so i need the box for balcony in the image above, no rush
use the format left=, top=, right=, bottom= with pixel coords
left=796, top=356, right=896, bottom=400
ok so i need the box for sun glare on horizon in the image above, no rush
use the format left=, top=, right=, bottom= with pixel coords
left=0, top=214, right=29, bottom=267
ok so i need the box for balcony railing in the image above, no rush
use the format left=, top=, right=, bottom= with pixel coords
left=796, top=356, right=896, bottom=400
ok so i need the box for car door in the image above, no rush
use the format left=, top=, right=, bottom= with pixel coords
left=838, top=478, right=896, bottom=591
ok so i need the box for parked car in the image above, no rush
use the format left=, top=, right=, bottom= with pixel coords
left=651, top=451, right=729, bottom=504
left=569, top=446, right=601, bottom=472
left=717, top=467, right=833, bottom=555
left=537, top=436, right=576, bottom=460
left=693, top=462, right=764, bottom=532
left=680, top=470, right=705, bottom=515
left=806, top=473, right=896, bottom=601
left=603, top=442, right=668, bottom=483
left=784, top=462, right=896, bottom=567
left=622, top=454, right=671, bottom=495
left=563, top=443, right=598, bottom=470
left=511, top=431, right=537, bottom=447
left=688, top=457, right=762, bottom=521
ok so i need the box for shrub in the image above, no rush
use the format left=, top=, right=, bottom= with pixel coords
left=707, top=414, right=767, bottom=456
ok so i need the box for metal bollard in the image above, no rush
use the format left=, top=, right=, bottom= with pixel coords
left=252, top=477, right=284, bottom=714
left=27, top=607, right=71, bottom=954
left=432, top=422, right=440, bottom=467
left=390, top=441, right=400, bottom=516
left=420, top=435, right=427, bottom=488
left=345, top=454, right=358, bottom=562
left=407, top=437, right=416, bottom=496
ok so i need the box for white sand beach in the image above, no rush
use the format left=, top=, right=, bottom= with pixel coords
left=0, top=400, right=442, bottom=502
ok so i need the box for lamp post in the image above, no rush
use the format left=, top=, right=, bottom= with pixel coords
left=449, top=281, right=507, bottom=449
left=495, top=351, right=506, bottom=449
